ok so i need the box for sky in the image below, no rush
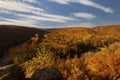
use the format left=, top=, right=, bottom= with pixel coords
left=0, top=0, right=120, bottom=28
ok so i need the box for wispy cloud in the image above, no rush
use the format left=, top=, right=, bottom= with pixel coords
left=0, top=0, right=75, bottom=27
left=17, top=13, right=74, bottom=23
left=48, top=0, right=114, bottom=13
left=72, top=12, right=96, bottom=19
left=1, top=10, right=74, bottom=23
left=0, top=17, right=38, bottom=27
left=75, top=0, right=114, bottom=13
left=48, top=0, right=69, bottom=4
left=64, top=22, right=96, bottom=28
left=22, top=0, right=37, bottom=3
left=0, top=0, right=43, bottom=14
left=77, top=22, right=96, bottom=27
left=0, top=0, right=115, bottom=28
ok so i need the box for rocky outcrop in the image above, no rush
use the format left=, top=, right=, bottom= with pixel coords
left=31, top=68, right=66, bottom=80
left=0, top=64, right=25, bottom=80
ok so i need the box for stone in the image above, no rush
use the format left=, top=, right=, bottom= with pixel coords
left=31, top=68, right=65, bottom=80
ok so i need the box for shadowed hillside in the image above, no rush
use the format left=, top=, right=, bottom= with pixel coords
left=0, top=25, right=48, bottom=56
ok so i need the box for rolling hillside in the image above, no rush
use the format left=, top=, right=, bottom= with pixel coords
left=1, top=25, right=120, bottom=80
left=0, top=25, right=48, bottom=56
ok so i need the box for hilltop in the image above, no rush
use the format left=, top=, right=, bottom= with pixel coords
left=93, top=25, right=120, bottom=39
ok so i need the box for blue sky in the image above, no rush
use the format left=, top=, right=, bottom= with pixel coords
left=0, top=0, right=120, bottom=28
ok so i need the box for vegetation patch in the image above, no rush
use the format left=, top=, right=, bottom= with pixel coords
left=6, top=25, right=120, bottom=80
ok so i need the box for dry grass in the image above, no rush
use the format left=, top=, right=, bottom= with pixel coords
left=7, top=25, right=120, bottom=80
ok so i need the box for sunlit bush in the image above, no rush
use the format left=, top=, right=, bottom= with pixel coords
left=8, top=44, right=38, bottom=65
left=84, top=42, right=120, bottom=80
left=21, top=46, right=55, bottom=78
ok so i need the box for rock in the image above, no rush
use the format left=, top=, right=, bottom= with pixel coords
left=0, top=64, right=25, bottom=80
left=31, top=68, right=65, bottom=80
left=0, top=58, right=11, bottom=66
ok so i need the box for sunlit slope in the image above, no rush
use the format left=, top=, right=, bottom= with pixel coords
left=93, top=25, right=120, bottom=39
left=44, top=27, right=98, bottom=45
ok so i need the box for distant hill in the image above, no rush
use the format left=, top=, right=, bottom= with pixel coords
left=45, top=25, right=120, bottom=39
left=40, top=25, right=120, bottom=46
left=0, top=25, right=48, bottom=56
left=44, top=27, right=98, bottom=45
left=93, top=25, right=120, bottom=39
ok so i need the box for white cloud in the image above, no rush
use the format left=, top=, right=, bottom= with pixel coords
left=75, top=0, right=114, bottom=13
left=38, top=13, right=74, bottom=21
left=17, top=13, right=74, bottom=23
left=72, top=12, right=96, bottom=19
left=77, top=22, right=96, bottom=27
left=48, top=0, right=69, bottom=4
left=22, top=0, right=37, bottom=3
left=64, top=22, right=96, bottom=28
left=48, top=0, right=114, bottom=13
left=0, top=0, right=43, bottom=14
left=0, top=10, right=74, bottom=23
left=0, top=17, right=38, bottom=27
left=0, top=0, right=75, bottom=26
